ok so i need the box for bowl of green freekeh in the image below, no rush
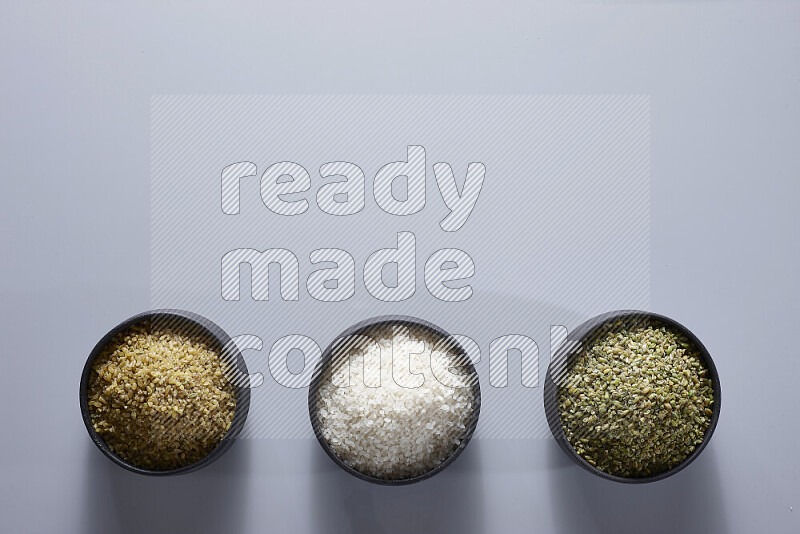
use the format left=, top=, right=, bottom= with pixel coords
left=544, top=310, right=721, bottom=483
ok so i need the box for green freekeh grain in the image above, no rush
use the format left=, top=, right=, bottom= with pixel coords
left=558, top=320, right=714, bottom=478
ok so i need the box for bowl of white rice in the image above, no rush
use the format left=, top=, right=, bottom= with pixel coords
left=309, top=315, right=481, bottom=485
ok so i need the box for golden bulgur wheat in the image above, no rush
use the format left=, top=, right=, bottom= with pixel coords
left=87, top=322, right=236, bottom=470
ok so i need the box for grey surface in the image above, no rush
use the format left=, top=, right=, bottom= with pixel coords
left=149, top=94, right=651, bottom=440
left=0, top=1, right=798, bottom=534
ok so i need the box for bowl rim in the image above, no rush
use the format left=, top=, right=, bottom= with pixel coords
left=308, top=314, right=482, bottom=486
left=79, top=308, right=251, bottom=476
left=543, top=309, right=721, bottom=484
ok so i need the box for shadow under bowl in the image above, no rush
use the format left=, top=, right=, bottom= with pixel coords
left=308, top=315, right=481, bottom=486
left=79, top=309, right=251, bottom=476
left=543, top=309, right=721, bottom=483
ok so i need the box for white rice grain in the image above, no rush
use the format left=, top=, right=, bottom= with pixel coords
left=316, top=324, right=476, bottom=480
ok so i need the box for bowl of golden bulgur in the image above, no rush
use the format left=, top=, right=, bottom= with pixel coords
left=79, top=309, right=250, bottom=475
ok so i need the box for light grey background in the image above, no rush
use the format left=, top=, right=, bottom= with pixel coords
left=150, top=94, right=650, bottom=439
left=0, top=1, right=798, bottom=534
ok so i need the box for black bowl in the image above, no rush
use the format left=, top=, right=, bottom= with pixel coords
left=79, top=309, right=251, bottom=476
left=308, top=315, right=481, bottom=485
left=544, top=310, right=721, bottom=483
